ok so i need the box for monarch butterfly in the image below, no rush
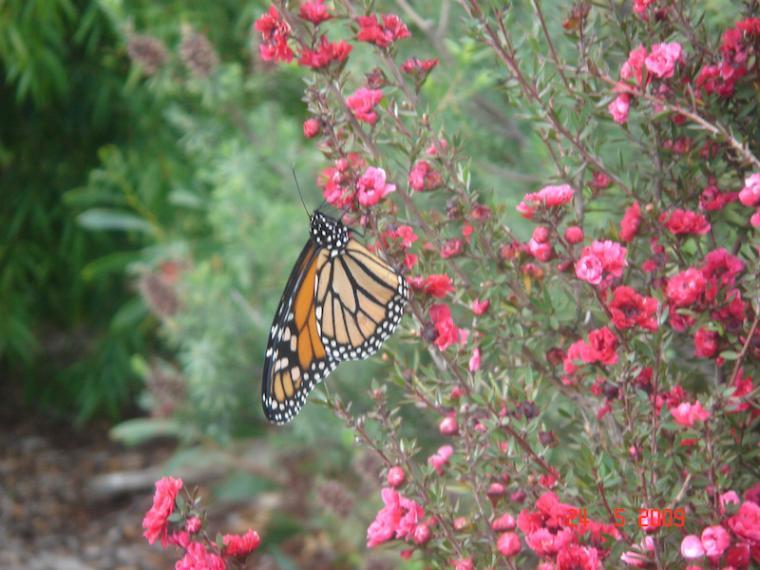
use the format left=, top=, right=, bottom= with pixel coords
left=261, top=211, right=408, bottom=424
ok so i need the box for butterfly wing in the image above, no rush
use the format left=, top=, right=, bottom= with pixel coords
left=261, top=240, right=337, bottom=424
left=314, top=238, right=408, bottom=361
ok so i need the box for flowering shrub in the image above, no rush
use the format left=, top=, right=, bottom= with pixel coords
left=117, top=0, right=760, bottom=568
left=142, top=476, right=261, bottom=569
left=247, top=1, right=760, bottom=568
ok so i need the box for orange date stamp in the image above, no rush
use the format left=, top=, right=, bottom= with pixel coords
left=561, top=507, right=686, bottom=529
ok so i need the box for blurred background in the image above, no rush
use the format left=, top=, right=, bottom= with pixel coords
left=0, top=0, right=740, bottom=568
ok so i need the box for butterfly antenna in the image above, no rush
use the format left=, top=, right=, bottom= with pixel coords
left=291, top=167, right=312, bottom=218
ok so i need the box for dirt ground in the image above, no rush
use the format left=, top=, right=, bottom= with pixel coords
left=0, top=406, right=177, bottom=570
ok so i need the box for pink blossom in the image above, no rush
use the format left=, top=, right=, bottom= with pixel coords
left=620, top=201, right=641, bottom=242
left=739, top=172, right=760, bottom=206
left=701, top=525, right=730, bottom=559
left=387, top=466, right=406, bottom=488
left=720, top=490, right=741, bottom=513
left=621, top=45, right=648, bottom=84
left=680, top=534, right=705, bottom=560
left=752, top=208, right=760, bottom=228
left=694, top=328, right=718, bottom=358
left=492, top=513, right=516, bottom=531
left=428, top=445, right=454, bottom=474
left=670, top=401, right=710, bottom=427
left=175, top=542, right=226, bottom=570
left=254, top=6, right=294, bottom=63
left=633, top=0, right=657, bottom=18
left=299, top=0, right=331, bottom=25
left=471, top=299, right=490, bottom=316
left=660, top=209, right=711, bottom=235
left=366, top=488, right=426, bottom=548
left=409, top=160, right=442, bottom=191
left=609, top=93, right=631, bottom=124
left=185, top=517, right=201, bottom=534
left=439, top=414, right=459, bottom=435
left=666, top=268, right=706, bottom=307
left=223, top=529, right=261, bottom=557
left=575, top=254, right=603, bottom=285
left=142, top=476, right=183, bottom=547
left=516, top=184, right=575, bottom=217
left=564, top=226, right=584, bottom=244
left=468, top=347, right=481, bottom=372
left=356, top=167, right=396, bottom=207
left=429, top=304, right=466, bottom=350
left=497, top=532, right=521, bottom=557
left=556, top=545, right=602, bottom=570
left=356, top=13, right=410, bottom=48
left=298, top=35, right=352, bottom=69
left=441, top=238, right=464, bottom=259
left=303, top=118, right=320, bottom=138
left=726, top=500, right=760, bottom=543
left=346, top=87, right=383, bottom=124
left=412, top=523, right=431, bottom=545
left=645, top=42, right=684, bottom=79
left=452, top=559, right=474, bottom=570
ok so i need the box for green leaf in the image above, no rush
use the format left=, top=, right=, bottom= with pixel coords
left=110, top=418, right=185, bottom=446
left=78, top=208, right=154, bottom=233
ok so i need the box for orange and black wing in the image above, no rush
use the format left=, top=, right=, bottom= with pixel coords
left=314, top=238, right=407, bottom=361
left=261, top=240, right=336, bottom=424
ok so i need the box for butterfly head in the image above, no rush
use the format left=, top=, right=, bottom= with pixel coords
left=310, top=211, right=349, bottom=251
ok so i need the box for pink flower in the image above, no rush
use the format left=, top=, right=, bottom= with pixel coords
left=409, top=160, right=443, bottom=191
left=517, top=185, right=575, bottom=217
left=356, top=13, right=410, bottom=47
left=429, top=304, right=465, bottom=350
left=142, top=476, right=183, bottom=547
left=468, top=347, right=481, bottom=372
left=609, top=286, right=659, bottom=331
left=185, top=517, right=201, bottom=534
left=660, top=209, right=711, bottom=235
left=298, top=35, right=352, bottom=68
left=299, top=0, right=331, bottom=25
left=588, top=327, right=619, bottom=365
left=441, top=238, right=464, bottom=259
left=366, top=488, right=425, bottom=548
left=620, top=201, right=641, bottom=242
left=346, top=87, right=383, bottom=124
left=726, top=500, right=760, bottom=543
left=452, top=559, right=474, bottom=570
left=621, top=537, right=655, bottom=567
left=401, top=57, right=439, bottom=76
left=356, top=167, right=396, bottom=207
left=576, top=255, right=603, bottom=285
left=417, top=274, right=454, bottom=298
left=645, top=42, right=684, bottom=79
left=528, top=237, right=552, bottom=261
left=412, top=523, right=431, bottom=545
left=428, top=445, right=454, bottom=474
left=303, top=118, right=320, bottom=138
left=439, top=414, right=459, bottom=435
left=720, top=490, right=741, bottom=513
left=223, top=529, right=261, bottom=557
left=176, top=542, right=226, bottom=570
left=564, top=226, right=584, bottom=244
left=497, top=532, right=521, bottom=557
left=670, top=401, right=710, bottom=427
left=694, top=328, right=718, bottom=358
left=492, top=513, right=516, bottom=531
left=621, top=45, right=648, bottom=84
left=471, top=299, right=490, bottom=316
left=609, top=93, right=631, bottom=124
left=254, top=6, right=294, bottom=63
left=739, top=172, right=760, bottom=206
left=680, top=534, right=705, bottom=560
left=576, top=240, right=628, bottom=287
left=666, top=268, right=706, bottom=307
left=556, top=545, right=601, bottom=570
left=752, top=208, right=760, bottom=228
left=633, top=0, right=657, bottom=18
left=387, top=466, right=405, bottom=488
left=701, top=525, right=730, bottom=559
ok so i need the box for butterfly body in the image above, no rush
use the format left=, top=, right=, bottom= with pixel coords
left=261, top=211, right=407, bottom=424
